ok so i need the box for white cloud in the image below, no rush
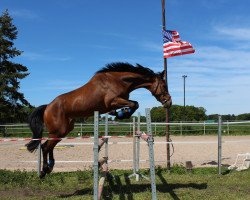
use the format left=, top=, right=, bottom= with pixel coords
left=10, top=9, right=39, bottom=20
left=214, top=26, right=250, bottom=41
left=41, top=80, right=83, bottom=91
left=22, top=52, right=71, bottom=61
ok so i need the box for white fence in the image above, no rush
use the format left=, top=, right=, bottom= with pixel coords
left=0, top=119, right=250, bottom=172
left=1, top=120, right=250, bottom=137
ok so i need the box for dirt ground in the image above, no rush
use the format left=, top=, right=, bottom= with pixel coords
left=1, top=135, right=250, bottom=172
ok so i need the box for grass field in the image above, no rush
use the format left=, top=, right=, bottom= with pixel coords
left=0, top=166, right=250, bottom=200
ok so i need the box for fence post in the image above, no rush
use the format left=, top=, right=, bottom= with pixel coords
left=4, top=127, right=7, bottom=137
left=93, top=111, right=99, bottom=200
left=129, top=123, right=132, bottom=135
left=129, top=115, right=149, bottom=181
left=105, top=114, right=109, bottom=166
left=218, top=115, right=222, bottom=175
left=203, top=121, right=206, bottom=135
left=145, top=108, right=157, bottom=200
left=136, top=112, right=141, bottom=176
left=132, top=117, right=136, bottom=174
left=80, top=123, right=83, bottom=137
left=180, top=121, right=183, bottom=136
left=227, top=120, right=229, bottom=135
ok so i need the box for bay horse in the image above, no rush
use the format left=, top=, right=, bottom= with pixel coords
left=26, top=62, right=172, bottom=178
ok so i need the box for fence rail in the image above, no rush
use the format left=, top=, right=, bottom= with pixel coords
left=0, top=120, right=250, bottom=137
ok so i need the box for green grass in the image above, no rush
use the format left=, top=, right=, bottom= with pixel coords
left=0, top=166, right=250, bottom=199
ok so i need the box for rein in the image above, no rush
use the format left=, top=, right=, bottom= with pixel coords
left=152, top=78, right=160, bottom=96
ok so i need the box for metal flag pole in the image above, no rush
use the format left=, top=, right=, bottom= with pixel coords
left=161, top=0, right=171, bottom=170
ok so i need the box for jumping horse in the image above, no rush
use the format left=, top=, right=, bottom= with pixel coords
left=26, top=62, right=172, bottom=178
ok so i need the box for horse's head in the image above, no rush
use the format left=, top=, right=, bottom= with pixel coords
left=150, top=70, right=172, bottom=108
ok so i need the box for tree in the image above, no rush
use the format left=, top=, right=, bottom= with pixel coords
left=237, top=113, right=250, bottom=120
left=185, top=106, right=207, bottom=121
left=0, top=10, right=31, bottom=123
left=151, top=105, right=207, bottom=122
left=151, top=106, right=167, bottom=122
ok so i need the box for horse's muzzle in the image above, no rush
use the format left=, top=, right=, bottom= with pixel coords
left=163, top=97, right=172, bottom=108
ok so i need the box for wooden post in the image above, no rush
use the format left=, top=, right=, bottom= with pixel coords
left=161, top=0, right=171, bottom=170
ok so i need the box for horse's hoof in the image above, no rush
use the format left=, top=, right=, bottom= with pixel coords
left=47, top=167, right=53, bottom=174
left=39, top=171, right=46, bottom=179
left=109, top=110, right=117, bottom=116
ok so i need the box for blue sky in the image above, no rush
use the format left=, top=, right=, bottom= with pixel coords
left=1, top=0, right=250, bottom=115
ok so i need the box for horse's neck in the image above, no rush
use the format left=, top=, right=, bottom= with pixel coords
left=127, top=74, right=153, bottom=91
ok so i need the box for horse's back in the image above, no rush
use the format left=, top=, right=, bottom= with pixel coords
left=43, top=72, right=129, bottom=133
left=43, top=75, right=107, bottom=131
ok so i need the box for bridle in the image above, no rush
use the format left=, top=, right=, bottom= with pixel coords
left=152, top=77, right=171, bottom=102
left=152, top=77, right=163, bottom=99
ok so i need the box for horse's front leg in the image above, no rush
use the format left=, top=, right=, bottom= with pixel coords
left=109, top=97, right=139, bottom=119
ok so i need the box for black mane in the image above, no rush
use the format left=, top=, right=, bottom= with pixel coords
left=96, top=62, right=156, bottom=77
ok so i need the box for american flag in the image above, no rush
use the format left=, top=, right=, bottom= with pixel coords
left=163, top=29, right=195, bottom=58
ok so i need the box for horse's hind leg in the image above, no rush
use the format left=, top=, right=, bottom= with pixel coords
left=40, top=140, right=49, bottom=178
left=40, top=139, right=59, bottom=178
left=40, top=118, right=75, bottom=178
left=47, top=140, right=60, bottom=173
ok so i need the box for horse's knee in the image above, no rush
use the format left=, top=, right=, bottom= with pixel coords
left=134, top=101, right=139, bottom=109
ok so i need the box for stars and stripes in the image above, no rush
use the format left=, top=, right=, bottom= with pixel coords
left=163, top=29, right=195, bottom=58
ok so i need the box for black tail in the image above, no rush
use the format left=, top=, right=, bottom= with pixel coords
left=26, top=105, right=47, bottom=152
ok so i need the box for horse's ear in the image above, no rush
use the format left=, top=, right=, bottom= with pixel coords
left=160, top=70, right=166, bottom=80
left=136, top=63, right=143, bottom=68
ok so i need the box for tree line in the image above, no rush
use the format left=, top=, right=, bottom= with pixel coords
left=0, top=10, right=249, bottom=124
left=112, top=105, right=250, bottom=123
left=150, top=106, right=250, bottom=122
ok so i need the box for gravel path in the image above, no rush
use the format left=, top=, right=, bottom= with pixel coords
left=1, top=136, right=250, bottom=172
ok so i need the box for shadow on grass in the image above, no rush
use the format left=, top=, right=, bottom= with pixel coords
left=59, top=171, right=207, bottom=200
